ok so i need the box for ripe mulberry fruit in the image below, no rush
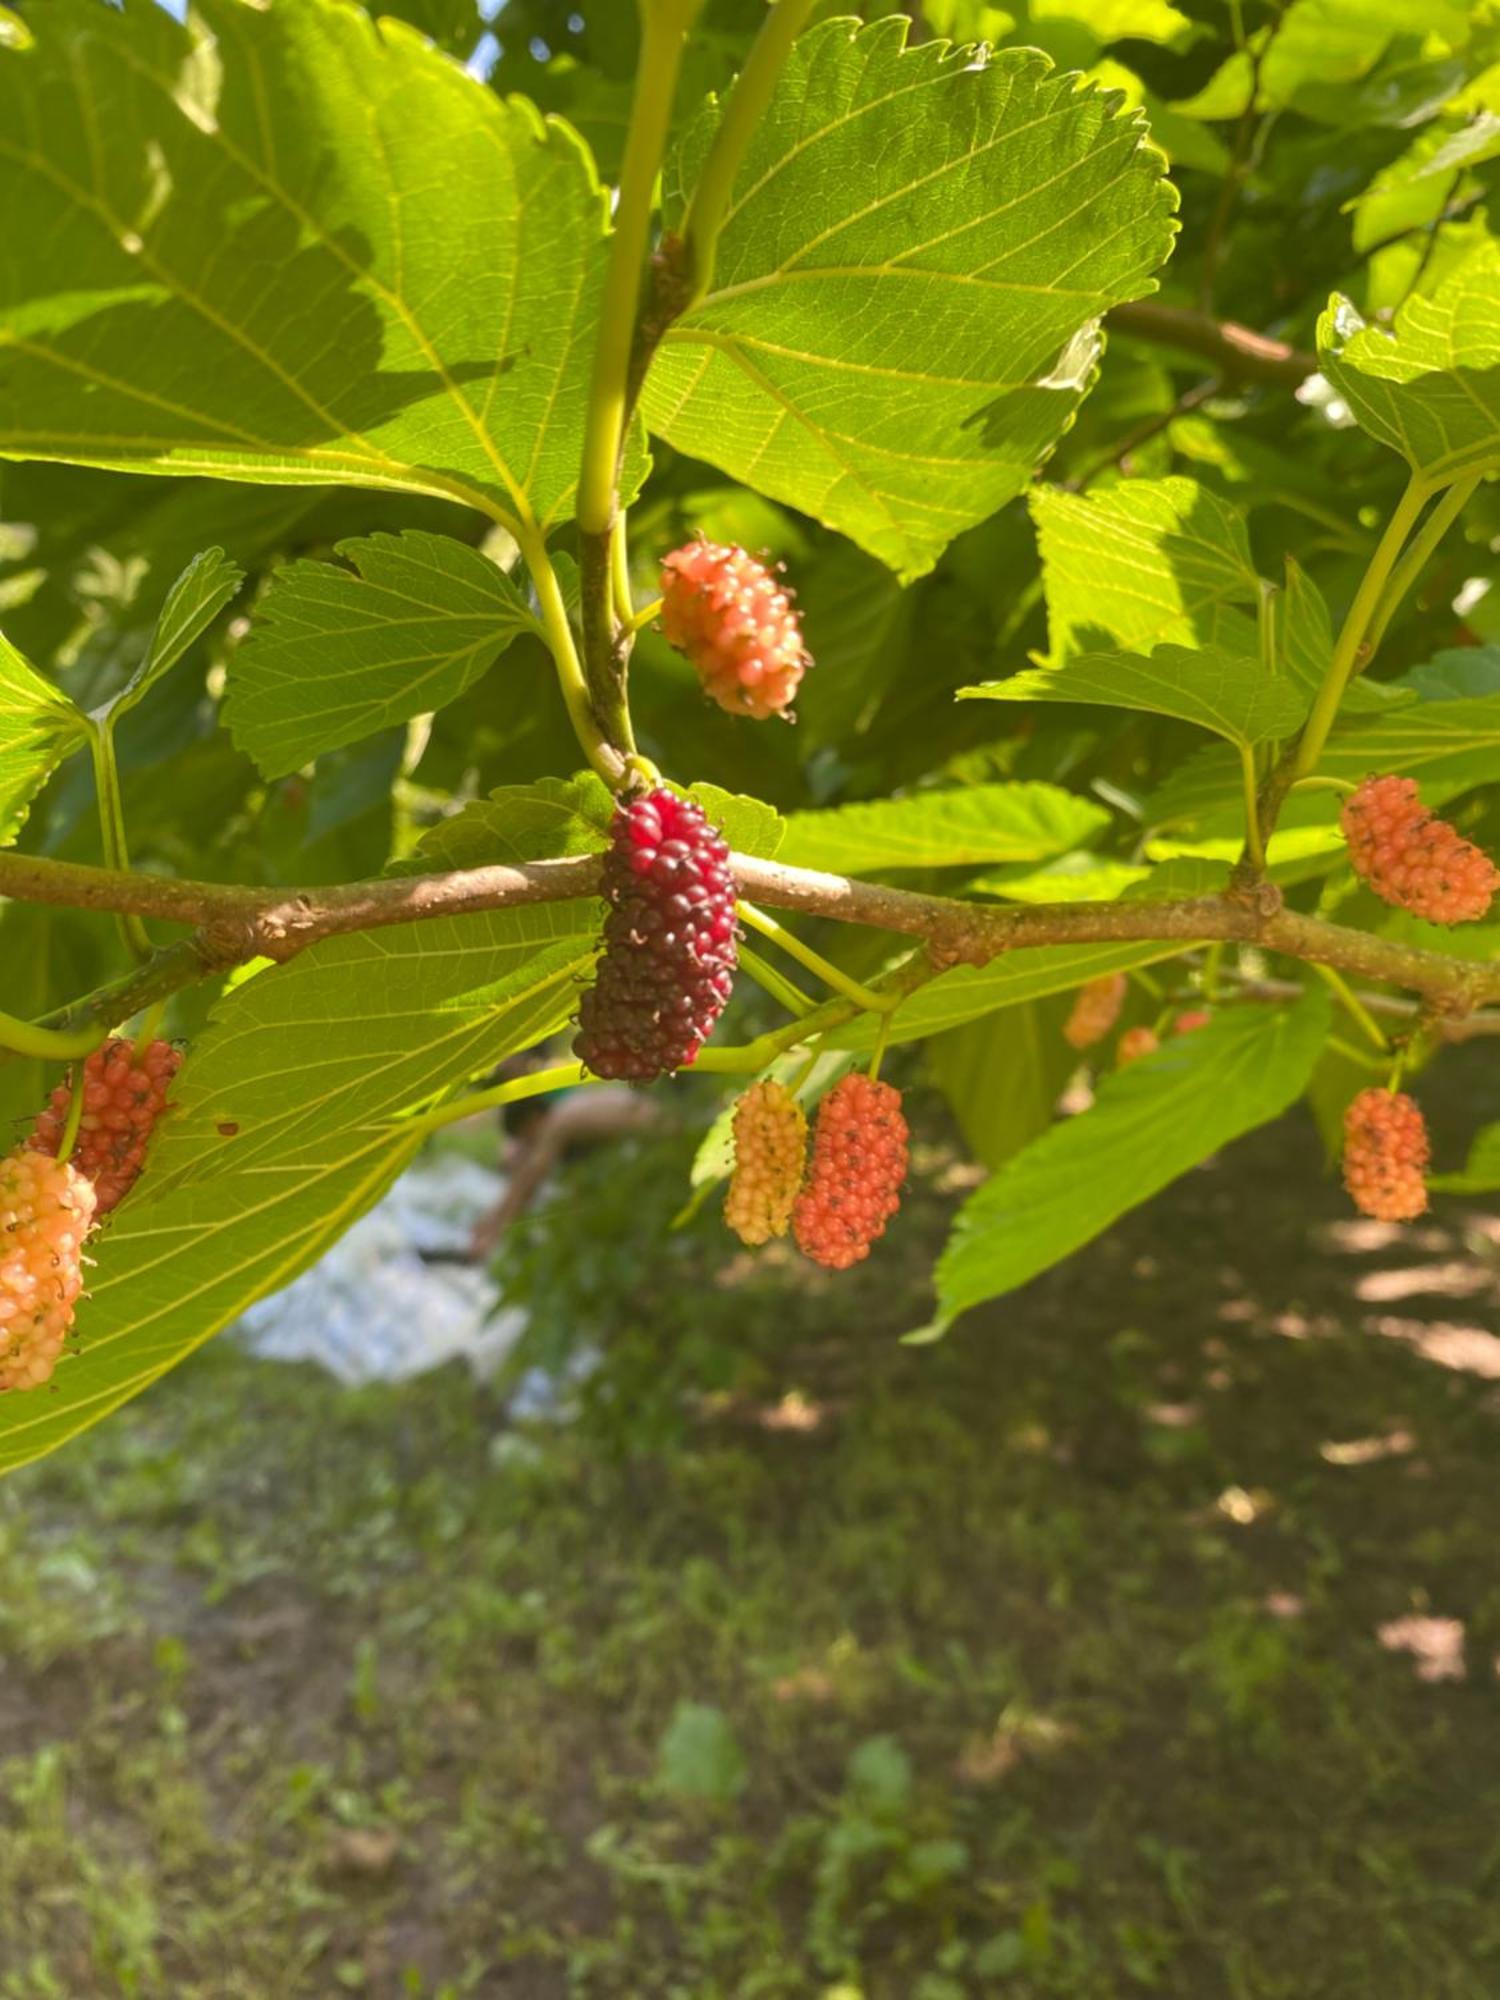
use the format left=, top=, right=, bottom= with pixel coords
left=1343, top=1087, right=1429, bottom=1222
left=792, top=1074, right=908, bottom=1271
left=724, top=1080, right=807, bottom=1246
left=660, top=538, right=810, bottom=720
left=1117, top=1025, right=1160, bottom=1065
left=574, top=789, right=738, bottom=1081
left=1340, top=775, right=1497, bottom=924
left=0, top=1147, right=96, bottom=1391
left=1063, top=973, right=1126, bottom=1050
left=31, top=1037, right=181, bottom=1215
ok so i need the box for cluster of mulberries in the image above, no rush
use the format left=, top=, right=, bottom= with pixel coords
left=0, top=1148, right=96, bottom=1392
left=1117, top=1025, right=1159, bottom=1065
left=724, top=1080, right=807, bottom=1246
left=1063, top=973, right=1126, bottom=1050
left=1340, top=775, right=1498, bottom=924
left=574, top=789, right=738, bottom=1081
left=1342, top=1087, right=1430, bottom=1222
left=659, top=538, right=810, bottom=720
left=791, top=1075, right=909, bottom=1271
left=31, top=1038, right=181, bottom=1215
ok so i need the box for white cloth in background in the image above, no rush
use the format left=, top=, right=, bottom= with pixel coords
left=235, top=1154, right=528, bottom=1386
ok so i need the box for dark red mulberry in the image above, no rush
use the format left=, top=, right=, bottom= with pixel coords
left=573, top=789, right=738, bottom=1081
left=31, top=1037, right=181, bottom=1215
left=660, top=538, right=810, bottom=720
left=792, top=1074, right=908, bottom=1270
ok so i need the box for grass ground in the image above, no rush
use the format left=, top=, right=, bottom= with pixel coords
left=0, top=1057, right=1498, bottom=1999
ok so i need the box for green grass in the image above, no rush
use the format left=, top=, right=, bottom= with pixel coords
left=1, top=1084, right=1499, bottom=1998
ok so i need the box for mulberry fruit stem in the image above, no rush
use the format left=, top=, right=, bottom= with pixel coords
left=868, top=1005, right=895, bottom=1083
left=1310, top=963, right=1389, bottom=1051
left=737, top=903, right=893, bottom=1013
left=678, top=0, right=819, bottom=305
left=55, top=1067, right=87, bottom=1164
left=520, top=533, right=631, bottom=788
left=1288, top=472, right=1431, bottom=792
left=737, top=943, right=816, bottom=1019
left=0, top=1006, right=105, bottom=1063
left=575, top=0, right=701, bottom=541
left=397, top=1060, right=592, bottom=1141
left=86, top=718, right=153, bottom=963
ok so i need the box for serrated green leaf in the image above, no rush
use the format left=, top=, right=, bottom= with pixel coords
left=644, top=21, right=1176, bottom=579
left=0, top=625, right=86, bottom=844
left=0, top=0, right=634, bottom=532
left=932, top=990, right=1331, bottom=1330
left=778, top=783, right=1108, bottom=875
left=1429, top=1122, right=1500, bottom=1193
left=108, top=546, right=245, bottom=722
left=962, top=641, right=1303, bottom=748
left=0, top=905, right=598, bottom=1475
left=688, top=783, right=784, bottom=859
left=410, top=774, right=613, bottom=870
left=1318, top=246, right=1500, bottom=488
left=227, top=531, right=535, bottom=778
left=1030, top=477, right=1260, bottom=665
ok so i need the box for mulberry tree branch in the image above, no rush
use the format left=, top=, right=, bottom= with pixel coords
left=1, top=848, right=1498, bottom=1033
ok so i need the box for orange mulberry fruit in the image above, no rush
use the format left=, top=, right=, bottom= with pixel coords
left=1063, top=973, right=1127, bottom=1050
left=1340, top=775, right=1497, bottom=924
left=660, top=538, right=810, bottom=720
left=31, top=1037, right=181, bottom=1215
left=724, top=1081, right=808, bottom=1246
left=792, top=1075, right=908, bottom=1271
left=1117, top=1025, right=1160, bottom=1065
left=1342, top=1088, right=1429, bottom=1222
left=0, top=1147, right=96, bottom=1391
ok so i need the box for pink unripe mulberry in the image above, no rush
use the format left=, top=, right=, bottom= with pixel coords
left=1342, top=1088, right=1429, bottom=1222
left=725, top=1080, right=807, bottom=1246
left=1063, top=973, right=1127, bottom=1050
left=1117, top=1025, right=1159, bottom=1065
left=1340, top=775, right=1497, bottom=924
left=0, top=1147, right=96, bottom=1391
left=792, top=1075, right=908, bottom=1271
left=573, top=789, right=738, bottom=1081
left=31, top=1037, right=181, bottom=1215
left=660, top=538, right=810, bottom=720
left=1173, top=1009, right=1212, bottom=1034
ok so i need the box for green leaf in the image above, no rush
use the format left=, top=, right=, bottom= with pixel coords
left=927, top=996, right=1077, bottom=1171
left=0, top=625, right=86, bottom=844
left=1278, top=556, right=1404, bottom=718
left=778, top=783, right=1108, bottom=875
left=835, top=940, right=1185, bottom=1050
left=932, top=991, right=1331, bottom=1332
left=1350, top=115, right=1500, bottom=256
left=0, top=0, right=628, bottom=532
left=0, top=907, right=598, bottom=1475
left=226, top=531, right=535, bottom=778
left=1318, top=246, right=1500, bottom=488
left=108, top=547, right=245, bottom=722
left=688, top=783, right=784, bottom=859
left=1429, top=1122, right=1500, bottom=1194
left=1150, top=685, right=1500, bottom=834
left=962, top=642, right=1304, bottom=749
left=409, top=775, right=613, bottom=870
left=1030, top=477, right=1260, bottom=665
left=644, top=21, right=1177, bottom=579
left=968, top=855, right=1151, bottom=902
left=656, top=1702, right=747, bottom=1805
